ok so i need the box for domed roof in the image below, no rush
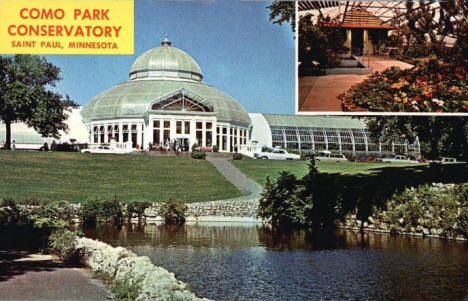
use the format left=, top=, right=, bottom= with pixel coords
left=129, top=36, right=203, bottom=81
left=81, top=80, right=251, bottom=128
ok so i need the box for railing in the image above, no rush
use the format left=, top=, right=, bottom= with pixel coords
left=87, top=141, right=133, bottom=151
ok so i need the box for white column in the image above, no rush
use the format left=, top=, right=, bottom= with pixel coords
left=190, top=120, right=196, bottom=146
left=202, top=120, right=206, bottom=147
left=227, top=127, right=231, bottom=152
left=137, top=123, right=142, bottom=148
left=219, top=127, right=223, bottom=151
left=119, top=123, right=123, bottom=143
left=97, top=125, right=101, bottom=144
left=103, top=124, right=108, bottom=143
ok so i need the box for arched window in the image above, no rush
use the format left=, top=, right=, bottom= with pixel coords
left=151, top=90, right=213, bottom=113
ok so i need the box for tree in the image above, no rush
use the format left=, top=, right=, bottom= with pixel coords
left=402, top=0, right=468, bottom=64
left=267, top=1, right=295, bottom=32
left=367, top=116, right=468, bottom=160
left=0, top=55, right=77, bottom=150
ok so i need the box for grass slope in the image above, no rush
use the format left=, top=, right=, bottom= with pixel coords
left=0, top=151, right=241, bottom=203
left=232, top=159, right=429, bottom=186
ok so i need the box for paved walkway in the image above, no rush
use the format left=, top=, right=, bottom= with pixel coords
left=0, top=251, right=108, bottom=300
left=206, top=156, right=263, bottom=201
left=299, top=74, right=368, bottom=112
left=298, top=57, right=413, bottom=112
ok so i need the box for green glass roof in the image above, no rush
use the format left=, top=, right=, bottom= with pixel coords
left=130, top=44, right=202, bottom=78
left=81, top=80, right=251, bottom=127
left=263, top=114, right=367, bottom=129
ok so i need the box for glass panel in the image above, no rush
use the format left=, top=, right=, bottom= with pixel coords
left=196, top=122, right=203, bottom=130
left=196, top=131, right=203, bottom=144
left=163, top=130, right=170, bottom=142
left=206, top=122, right=212, bottom=130
left=153, top=120, right=160, bottom=128
left=176, top=121, right=182, bottom=134
left=184, top=121, right=190, bottom=134
left=153, top=131, right=160, bottom=145
left=164, top=121, right=170, bottom=129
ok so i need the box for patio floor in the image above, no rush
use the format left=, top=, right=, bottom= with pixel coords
left=298, top=57, right=413, bottom=112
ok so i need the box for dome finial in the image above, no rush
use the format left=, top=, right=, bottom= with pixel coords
left=161, top=34, right=172, bottom=46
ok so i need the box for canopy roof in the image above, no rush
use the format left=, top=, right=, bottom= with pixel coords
left=81, top=80, right=251, bottom=128
left=299, top=1, right=443, bottom=26
left=263, top=114, right=366, bottom=129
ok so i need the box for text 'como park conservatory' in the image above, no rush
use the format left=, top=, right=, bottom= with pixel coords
left=1, top=37, right=420, bottom=157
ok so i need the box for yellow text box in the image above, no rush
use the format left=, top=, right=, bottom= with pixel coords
left=0, top=0, right=134, bottom=55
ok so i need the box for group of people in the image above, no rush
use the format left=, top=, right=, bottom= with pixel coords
left=154, top=139, right=189, bottom=153
left=0, top=140, right=15, bottom=150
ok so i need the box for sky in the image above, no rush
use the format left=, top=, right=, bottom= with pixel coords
left=45, top=0, right=296, bottom=114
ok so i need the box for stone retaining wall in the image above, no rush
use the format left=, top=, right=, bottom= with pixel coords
left=144, top=199, right=259, bottom=222
left=76, top=237, right=212, bottom=301
left=337, top=213, right=466, bottom=241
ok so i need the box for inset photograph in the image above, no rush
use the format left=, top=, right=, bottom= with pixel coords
left=298, top=1, right=467, bottom=113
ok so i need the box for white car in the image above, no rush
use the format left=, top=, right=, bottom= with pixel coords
left=254, top=149, right=300, bottom=160
left=315, top=151, right=348, bottom=162
left=81, top=145, right=128, bottom=154
left=375, top=155, right=419, bottom=164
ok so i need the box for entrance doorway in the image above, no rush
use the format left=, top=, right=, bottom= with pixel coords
left=175, top=137, right=190, bottom=151
left=351, top=29, right=364, bottom=55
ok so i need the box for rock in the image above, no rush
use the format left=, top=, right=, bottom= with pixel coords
left=422, top=228, right=430, bottom=236
left=368, top=216, right=374, bottom=224
left=77, top=237, right=212, bottom=301
left=398, top=218, right=404, bottom=225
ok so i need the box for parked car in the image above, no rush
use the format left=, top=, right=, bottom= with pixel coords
left=254, top=148, right=300, bottom=160
left=80, top=145, right=128, bottom=154
left=355, top=156, right=376, bottom=163
left=315, top=151, right=348, bottom=162
left=438, top=157, right=457, bottom=163
left=375, top=155, right=420, bottom=164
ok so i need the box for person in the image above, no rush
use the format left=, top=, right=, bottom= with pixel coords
left=11, top=140, right=16, bottom=151
left=0, top=140, right=4, bottom=150
left=234, top=144, right=238, bottom=153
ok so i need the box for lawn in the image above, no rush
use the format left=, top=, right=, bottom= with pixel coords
left=232, top=159, right=429, bottom=186
left=0, top=151, right=241, bottom=203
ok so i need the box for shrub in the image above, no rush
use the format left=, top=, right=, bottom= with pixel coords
left=50, top=140, right=57, bottom=151
left=80, top=196, right=123, bottom=226
left=191, top=151, right=206, bottom=160
left=383, top=184, right=468, bottom=238
left=159, top=198, right=187, bottom=224
left=48, top=229, right=78, bottom=263
left=191, top=143, right=199, bottom=152
left=110, top=275, right=143, bottom=301
left=125, top=201, right=151, bottom=220
left=0, top=199, right=73, bottom=251
left=232, top=153, right=243, bottom=160
left=212, top=145, right=219, bottom=152
left=258, top=172, right=311, bottom=228
left=42, top=142, right=49, bottom=151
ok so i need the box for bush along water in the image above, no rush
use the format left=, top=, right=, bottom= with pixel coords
left=0, top=199, right=80, bottom=260
left=258, top=160, right=468, bottom=239
left=80, top=195, right=123, bottom=227
left=125, top=200, right=151, bottom=221
left=378, top=183, right=468, bottom=239
left=159, top=198, right=187, bottom=224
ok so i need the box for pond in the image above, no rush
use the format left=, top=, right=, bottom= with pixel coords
left=84, top=223, right=468, bottom=301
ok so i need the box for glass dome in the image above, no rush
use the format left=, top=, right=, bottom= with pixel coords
left=129, top=36, right=203, bottom=82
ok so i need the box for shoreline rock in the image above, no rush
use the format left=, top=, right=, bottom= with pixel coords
left=76, top=237, right=212, bottom=301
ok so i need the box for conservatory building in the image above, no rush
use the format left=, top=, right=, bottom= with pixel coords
left=80, top=37, right=251, bottom=152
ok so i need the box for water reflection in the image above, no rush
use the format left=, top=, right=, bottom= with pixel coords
left=83, top=222, right=468, bottom=301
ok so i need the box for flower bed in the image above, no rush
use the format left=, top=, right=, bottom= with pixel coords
left=340, top=60, right=468, bottom=112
